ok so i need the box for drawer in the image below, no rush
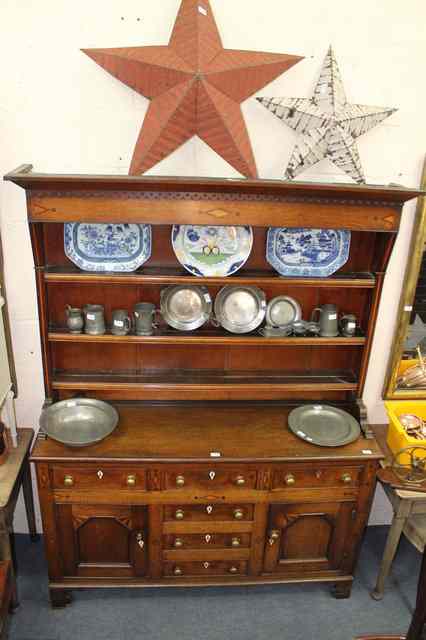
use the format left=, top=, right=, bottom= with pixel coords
left=271, top=465, right=362, bottom=490
left=163, top=532, right=251, bottom=550
left=163, top=560, right=248, bottom=578
left=51, top=465, right=146, bottom=490
left=164, top=504, right=254, bottom=522
left=164, top=466, right=257, bottom=491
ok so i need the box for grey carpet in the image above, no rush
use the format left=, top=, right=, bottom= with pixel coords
left=7, top=526, right=419, bottom=640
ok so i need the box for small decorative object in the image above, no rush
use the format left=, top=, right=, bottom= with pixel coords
left=214, top=286, right=266, bottom=334
left=65, top=305, right=84, bottom=334
left=161, top=286, right=212, bottom=331
left=64, top=223, right=151, bottom=272
left=83, top=304, right=105, bottom=335
left=259, top=325, right=292, bottom=337
left=265, top=295, right=302, bottom=329
left=82, top=0, right=302, bottom=178
left=311, top=304, right=339, bottom=337
left=266, top=227, right=350, bottom=278
left=133, top=303, right=156, bottom=336
left=172, top=225, right=253, bottom=277
left=39, top=398, right=119, bottom=447
left=257, top=46, right=397, bottom=183
left=288, top=405, right=361, bottom=447
left=339, top=313, right=357, bottom=337
left=111, top=309, right=132, bottom=336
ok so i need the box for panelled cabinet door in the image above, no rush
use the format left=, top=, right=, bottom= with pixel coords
left=56, top=504, right=148, bottom=578
left=263, top=502, right=356, bottom=575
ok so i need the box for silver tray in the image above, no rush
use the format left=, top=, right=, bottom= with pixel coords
left=214, top=285, right=266, bottom=334
left=266, top=295, right=302, bottom=328
left=288, top=405, right=361, bottom=447
left=161, top=285, right=212, bottom=331
left=39, top=398, right=119, bottom=447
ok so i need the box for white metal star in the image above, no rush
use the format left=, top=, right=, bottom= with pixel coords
left=257, top=46, right=397, bottom=183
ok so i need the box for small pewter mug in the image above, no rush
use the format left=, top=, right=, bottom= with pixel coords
left=134, top=303, right=156, bottom=336
left=339, top=313, right=357, bottom=337
left=310, top=304, right=338, bottom=337
left=111, top=309, right=131, bottom=336
left=65, top=305, right=84, bottom=334
left=83, top=304, right=106, bottom=335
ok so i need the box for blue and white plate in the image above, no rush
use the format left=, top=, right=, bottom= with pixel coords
left=171, top=225, right=253, bottom=277
left=64, top=223, right=151, bottom=272
left=266, top=228, right=351, bottom=278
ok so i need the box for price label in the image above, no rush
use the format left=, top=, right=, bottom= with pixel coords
left=329, top=314, right=337, bottom=320
left=87, top=314, right=95, bottom=321
left=347, top=322, right=356, bottom=329
left=114, top=320, right=124, bottom=327
left=210, top=451, right=221, bottom=457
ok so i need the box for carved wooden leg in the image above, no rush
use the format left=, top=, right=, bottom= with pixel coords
left=49, top=589, right=72, bottom=609
left=21, top=458, right=39, bottom=542
left=371, top=511, right=408, bottom=600
left=331, top=581, right=352, bottom=599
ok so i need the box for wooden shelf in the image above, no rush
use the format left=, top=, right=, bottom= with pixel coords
left=43, top=266, right=376, bottom=289
left=48, top=329, right=366, bottom=346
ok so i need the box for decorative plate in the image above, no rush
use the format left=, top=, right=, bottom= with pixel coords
left=214, top=286, right=266, bottom=334
left=266, top=228, right=351, bottom=278
left=266, top=296, right=302, bottom=328
left=288, top=405, right=361, bottom=447
left=160, top=285, right=212, bottom=331
left=171, top=225, right=253, bottom=277
left=64, top=223, right=151, bottom=272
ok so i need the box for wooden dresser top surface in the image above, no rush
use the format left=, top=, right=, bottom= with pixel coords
left=31, top=404, right=383, bottom=463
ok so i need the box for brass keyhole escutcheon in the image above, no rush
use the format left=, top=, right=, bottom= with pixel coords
left=97, top=470, right=104, bottom=480
left=205, top=534, right=212, bottom=543
left=206, top=505, right=213, bottom=514
left=209, top=471, right=216, bottom=480
left=203, top=562, right=210, bottom=569
left=136, top=533, right=144, bottom=549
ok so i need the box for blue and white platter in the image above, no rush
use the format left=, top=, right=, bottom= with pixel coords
left=64, top=223, right=151, bottom=272
left=171, top=225, right=253, bottom=277
left=266, top=227, right=351, bottom=278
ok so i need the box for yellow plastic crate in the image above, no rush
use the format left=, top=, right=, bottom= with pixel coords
left=385, top=400, right=426, bottom=465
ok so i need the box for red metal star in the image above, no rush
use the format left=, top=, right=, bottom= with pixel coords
left=82, top=0, right=302, bottom=177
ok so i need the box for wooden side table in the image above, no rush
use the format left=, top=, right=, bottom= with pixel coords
left=0, top=428, right=37, bottom=608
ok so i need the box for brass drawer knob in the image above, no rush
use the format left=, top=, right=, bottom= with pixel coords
left=233, top=508, right=244, bottom=520
left=229, top=566, right=238, bottom=574
left=235, top=475, right=245, bottom=487
left=268, top=529, right=280, bottom=545
left=231, top=537, right=241, bottom=548
left=174, top=538, right=184, bottom=548
left=173, top=566, right=183, bottom=576
left=284, top=474, right=296, bottom=486
left=341, top=473, right=352, bottom=484
left=176, top=475, right=185, bottom=488
left=127, top=474, right=136, bottom=487
left=175, top=509, right=185, bottom=520
left=64, top=475, right=74, bottom=487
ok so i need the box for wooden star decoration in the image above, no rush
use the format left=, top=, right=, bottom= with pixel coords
left=257, top=46, right=397, bottom=183
left=82, top=0, right=303, bottom=178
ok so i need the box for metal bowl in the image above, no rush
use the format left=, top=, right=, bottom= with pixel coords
left=160, top=285, right=212, bottom=331
left=214, top=285, right=266, bottom=334
left=39, top=398, right=119, bottom=447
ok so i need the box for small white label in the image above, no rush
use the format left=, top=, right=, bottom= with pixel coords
left=329, top=314, right=337, bottom=320
left=404, top=305, right=413, bottom=312
left=210, top=451, right=221, bottom=457
left=261, top=301, right=266, bottom=308
left=114, top=320, right=124, bottom=327
left=87, top=313, right=95, bottom=321
left=198, top=5, right=207, bottom=15
left=362, top=449, right=373, bottom=455
left=347, top=322, right=356, bottom=329
left=204, top=294, right=211, bottom=302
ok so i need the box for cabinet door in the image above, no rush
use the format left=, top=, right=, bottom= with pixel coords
left=263, top=502, right=356, bottom=575
left=56, top=504, right=148, bottom=578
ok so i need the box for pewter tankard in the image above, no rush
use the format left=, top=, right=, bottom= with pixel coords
left=310, top=304, right=338, bottom=337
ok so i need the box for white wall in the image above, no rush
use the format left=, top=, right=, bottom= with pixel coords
left=1, top=0, right=425, bottom=531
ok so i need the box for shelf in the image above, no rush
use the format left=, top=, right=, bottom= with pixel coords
left=43, top=266, right=376, bottom=288
left=48, top=329, right=366, bottom=346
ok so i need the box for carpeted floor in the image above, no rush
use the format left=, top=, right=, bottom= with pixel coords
left=7, top=526, right=419, bottom=640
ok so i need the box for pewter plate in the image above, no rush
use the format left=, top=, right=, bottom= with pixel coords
left=288, top=405, right=361, bottom=447
left=214, top=286, right=266, bottom=334
left=266, top=296, right=302, bottom=328
left=39, top=398, right=119, bottom=447
left=161, top=285, right=212, bottom=331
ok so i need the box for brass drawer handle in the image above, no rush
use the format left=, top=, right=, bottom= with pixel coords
left=341, top=473, right=352, bottom=484
left=174, top=538, right=184, bottom=548
left=64, top=475, right=74, bottom=487
left=173, top=566, right=183, bottom=576
left=176, top=475, right=185, bottom=488
left=268, top=530, right=280, bottom=545
left=235, top=475, right=245, bottom=487
left=136, top=533, right=144, bottom=549
left=175, top=509, right=184, bottom=520
left=233, top=508, right=244, bottom=520
left=284, top=474, right=296, bottom=486
left=127, top=474, right=136, bottom=487
left=231, top=537, right=241, bottom=548
left=229, top=566, right=238, bottom=574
